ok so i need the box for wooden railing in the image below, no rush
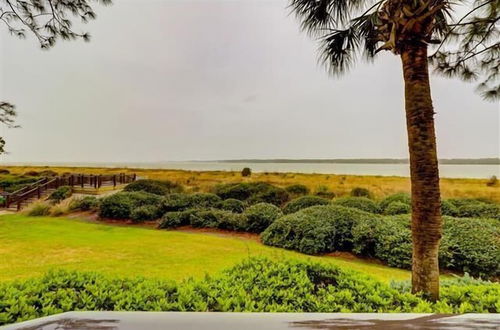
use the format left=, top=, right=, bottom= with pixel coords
left=1, top=173, right=136, bottom=210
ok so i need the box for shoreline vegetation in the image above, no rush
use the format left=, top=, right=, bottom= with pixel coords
left=1, top=165, right=499, bottom=202
left=213, top=158, right=500, bottom=165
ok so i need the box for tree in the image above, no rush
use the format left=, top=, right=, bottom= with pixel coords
left=290, top=0, right=498, bottom=300
left=0, top=0, right=111, bottom=153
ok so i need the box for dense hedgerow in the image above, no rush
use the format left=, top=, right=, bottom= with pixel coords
left=158, top=209, right=199, bottom=229
left=69, top=196, right=99, bottom=211
left=285, top=184, right=310, bottom=196
left=99, top=192, right=162, bottom=219
left=243, top=203, right=283, bottom=233
left=379, top=193, right=411, bottom=213
left=188, top=193, right=222, bottom=208
left=130, top=205, right=161, bottom=222
left=282, top=195, right=330, bottom=214
left=262, top=205, right=379, bottom=254
left=48, top=186, right=72, bottom=203
left=441, top=200, right=459, bottom=217
left=262, top=205, right=500, bottom=278
left=332, top=197, right=381, bottom=214
left=212, top=182, right=290, bottom=206
left=219, top=198, right=246, bottom=213
left=189, top=209, right=247, bottom=230
left=350, top=187, right=372, bottom=198
left=159, top=193, right=192, bottom=212
left=124, top=179, right=183, bottom=196
left=384, top=201, right=411, bottom=215
left=1, top=258, right=499, bottom=326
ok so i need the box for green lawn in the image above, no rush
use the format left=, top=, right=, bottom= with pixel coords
left=0, top=214, right=411, bottom=283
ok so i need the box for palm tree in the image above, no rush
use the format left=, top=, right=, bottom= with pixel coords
left=290, top=0, right=499, bottom=300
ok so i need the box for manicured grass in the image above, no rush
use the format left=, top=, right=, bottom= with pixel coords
left=3, top=166, right=499, bottom=202
left=0, top=214, right=411, bottom=283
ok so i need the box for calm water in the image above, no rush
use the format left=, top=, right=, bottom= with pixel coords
left=126, top=162, right=499, bottom=179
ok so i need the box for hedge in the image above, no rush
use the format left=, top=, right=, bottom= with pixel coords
left=159, top=208, right=247, bottom=231
left=384, top=201, right=411, bottom=215
left=213, top=182, right=289, bottom=206
left=332, top=197, right=380, bottom=214
left=130, top=205, right=161, bottom=222
left=1, top=258, right=499, bottom=325
left=379, top=193, right=411, bottom=213
left=350, top=187, right=372, bottom=198
left=282, top=195, right=330, bottom=214
left=262, top=205, right=500, bottom=278
left=219, top=198, right=246, bottom=213
left=243, top=203, right=283, bottom=233
left=285, top=184, right=310, bottom=196
left=124, top=179, right=183, bottom=196
left=48, top=186, right=72, bottom=203
left=99, top=192, right=162, bottom=219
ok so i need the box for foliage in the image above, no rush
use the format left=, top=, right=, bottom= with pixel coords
left=441, top=200, right=459, bottom=217
left=486, top=175, right=498, bottom=187
left=159, top=193, right=192, bottom=212
left=0, top=175, right=40, bottom=192
left=1, top=258, right=498, bottom=325
left=219, top=198, right=245, bottom=213
left=384, top=201, right=412, bottom=215
left=188, top=193, right=222, bottom=208
left=158, top=209, right=199, bottom=229
left=282, top=195, right=330, bottom=214
left=99, top=192, right=162, bottom=219
left=189, top=209, right=248, bottom=231
left=350, top=187, right=372, bottom=198
left=130, top=205, right=160, bottom=223
left=379, top=193, right=412, bottom=213
left=48, top=186, right=72, bottom=203
left=69, top=196, right=99, bottom=211
left=262, top=205, right=379, bottom=254
left=242, top=203, right=283, bottom=233
left=285, top=184, right=310, bottom=196
left=332, top=197, right=381, bottom=214
left=24, top=201, right=51, bottom=217
left=124, top=179, right=183, bottom=196
left=241, top=167, right=252, bottom=177
left=313, top=185, right=335, bottom=199
left=213, top=182, right=290, bottom=206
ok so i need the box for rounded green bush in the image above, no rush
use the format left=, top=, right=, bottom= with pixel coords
left=48, top=186, right=72, bottom=203
left=441, top=200, right=459, bottom=217
left=285, top=184, right=310, bottom=196
left=189, top=209, right=248, bottom=231
left=456, top=203, right=500, bottom=220
left=282, top=195, right=330, bottom=214
left=262, top=205, right=379, bottom=254
left=220, top=198, right=245, bottom=213
left=350, top=187, right=372, bottom=198
left=130, top=205, right=160, bottom=222
left=379, top=193, right=411, bottom=212
left=213, top=182, right=289, bottom=206
left=188, top=193, right=222, bottom=208
left=124, top=179, right=183, bottom=196
left=332, top=197, right=380, bottom=214
left=159, top=193, right=192, bottom=212
left=243, top=203, right=283, bottom=233
left=158, top=209, right=198, bottom=229
left=99, top=192, right=162, bottom=219
left=384, top=201, right=411, bottom=215
left=69, top=196, right=99, bottom=211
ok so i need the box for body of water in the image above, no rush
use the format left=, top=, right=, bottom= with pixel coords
left=128, top=162, right=499, bottom=179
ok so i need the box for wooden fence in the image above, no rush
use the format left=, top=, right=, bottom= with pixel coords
left=1, top=173, right=136, bottom=210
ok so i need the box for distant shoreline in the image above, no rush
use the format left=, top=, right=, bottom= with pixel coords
left=210, top=158, right=500, bottom=165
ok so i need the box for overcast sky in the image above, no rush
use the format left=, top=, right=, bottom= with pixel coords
left=0, top=0, right=498, bottom=163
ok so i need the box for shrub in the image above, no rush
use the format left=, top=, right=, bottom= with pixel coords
left=332, top=197, right=381, bottom=214
left=440, top=216, right=500, bottom=278
left=39, top=170, right=58, bottom=177
left=99, top=192, right=162, bottom=219
left=384, top=201, right=411, bottom=215
left=189, top=209, right=248, bottom=231
left=241, top=167, right=252, bottom=177
left=69, top=196, right=99, bottom=211
left=159, top=193, right=192, bottom=212
left=314, top=185, right=335, bottom=199
left=48, top=186, right=72, bottom=203
left=124, top=179, right=183, bottom=195
left=456, top=203, right=500, bottom=220
left=262, top=205, right=379, bottom=254
left=0, top=258, right=499, bottom=325
left=243, top=203, right=283, bottom=233
left=213, top=182, right=289, bottom=206
left=285, top=184, right=310, bottom=196
left=25, top=201, right=51, bottom=216
left=441, top=200, right=459, bottom=217
left=350, top=187, right=372, bottom=198
left=379, top=193, right=411, bottom=212
left=49, top=204, right=69, bottom=217
left=219, top=198, right=245, bottom=213
left=158, top=209, right=199, bottom=229
left=282, top=195, right=330, bottom=214
left=130, top=205, right=160, bottom=222
left=486, top=175, right=498, bottom=187
left=0, top=169, right=9, bottom=174
left=188, top=193, right=222, bottom=208
left=23, top=171, right=39, bottom=176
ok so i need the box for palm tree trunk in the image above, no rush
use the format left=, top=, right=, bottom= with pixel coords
left=400, top=44, right=442, bottom=301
